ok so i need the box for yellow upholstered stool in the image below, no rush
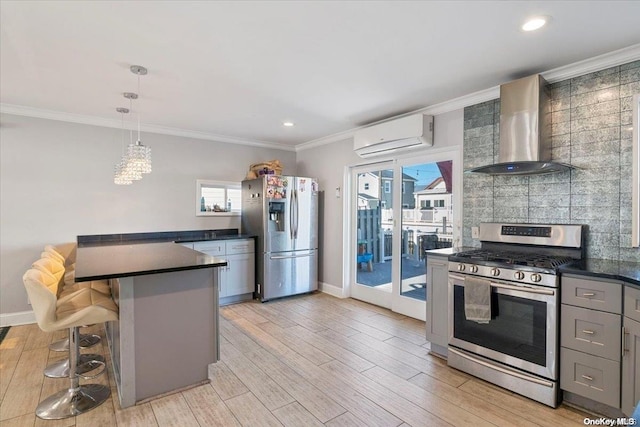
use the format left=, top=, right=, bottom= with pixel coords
left=23, top=268, right=119, bottom=419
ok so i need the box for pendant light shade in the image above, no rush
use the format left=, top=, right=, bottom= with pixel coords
left=113, top=65, right=151, bottom=185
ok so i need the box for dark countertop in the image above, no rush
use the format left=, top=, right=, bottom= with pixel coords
left=77, top=228, right=254, bottom=247
left=74, top=242, right=227, bottom=282
left=425, top=247, right=475, bottom=257
left=559, top=259, right=640, bottom=288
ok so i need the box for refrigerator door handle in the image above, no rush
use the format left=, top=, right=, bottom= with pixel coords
left=293, top=188, right=299, bottom=239
left=289, top=189, right=295, bottom=241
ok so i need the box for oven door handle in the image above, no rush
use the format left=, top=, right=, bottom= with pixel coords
left=448, top=347, right=554, bottom=388
left=449, top=273, right=555, bottom=296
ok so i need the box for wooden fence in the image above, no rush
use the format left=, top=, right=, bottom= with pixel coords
left=357, top=208, right=452, bottom=263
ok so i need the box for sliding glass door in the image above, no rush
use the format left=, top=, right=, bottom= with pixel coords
left=351, top=163, right=395, bottom=309
left=349, top=150, right=459, bottom=320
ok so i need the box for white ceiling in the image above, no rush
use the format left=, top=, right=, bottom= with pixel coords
left=1, top=1, right=639, bottom=149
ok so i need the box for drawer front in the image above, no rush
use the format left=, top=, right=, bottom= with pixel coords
left=625, top=285, right=640, bottom=324
left=193, top=241, right=225, bottom=256
left=562, top=276, right=622, bottom=314
left=225, top=239, right=255, bottom=255
left=561, top=305, right=621, bottom=361
left=560, top=347, right=620, bottom=408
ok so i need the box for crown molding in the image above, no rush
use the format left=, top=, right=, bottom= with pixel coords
left=543, top=43, right=640, bottom=83
left=0, top=103, right=296, bottom=152
left=297, top=43, right=640, bottom=152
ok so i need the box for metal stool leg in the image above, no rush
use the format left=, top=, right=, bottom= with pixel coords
left=49, top=333, right=100, bottom=352
left=43, top=353, right=105, bottom=378
left=36, top=327, right=110, bottom=420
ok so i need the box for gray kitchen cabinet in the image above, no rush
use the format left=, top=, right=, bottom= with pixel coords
left=560, top=347, right=621, bottom=408
left=622, top=286, right=640, bottom=416
left=562, top=276, right=622, bottom=314
left=426, top=253, right=449, bottom=358
left=193, top=238, right=255, bottom=304
left=560, top=274, right=623, bottom=409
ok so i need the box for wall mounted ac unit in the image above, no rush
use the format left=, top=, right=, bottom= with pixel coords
left=353, top=113, right=434, bottom=158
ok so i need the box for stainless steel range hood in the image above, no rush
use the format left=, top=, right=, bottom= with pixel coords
left=468, top=74, right=573, bottom=175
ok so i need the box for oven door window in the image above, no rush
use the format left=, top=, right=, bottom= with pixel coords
left=453, top=284, right=547, bottom=366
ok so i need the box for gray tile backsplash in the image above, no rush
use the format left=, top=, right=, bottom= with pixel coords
left=463, top=61, right=640, bottom=261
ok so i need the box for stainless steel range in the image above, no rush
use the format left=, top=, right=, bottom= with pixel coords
left=447, top=223, right=585, bottom=407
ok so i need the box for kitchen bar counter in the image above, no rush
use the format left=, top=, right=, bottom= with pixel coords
left=75, top=241, right=227, bottom=408
left=77, top=228, right=254, bottom=247
left=559, top=259, right=640, bottom=287
left=75, top=242, right=227, bottom=281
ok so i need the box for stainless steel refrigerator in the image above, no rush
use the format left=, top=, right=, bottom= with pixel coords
left=241, top=175, right=318, bottom=302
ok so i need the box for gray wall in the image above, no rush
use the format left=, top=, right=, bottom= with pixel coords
left=0, top=114, right=295, bottom=315
left=297, top=108, right=464, bottom=290
left=463, top=60, right=640, bottom=262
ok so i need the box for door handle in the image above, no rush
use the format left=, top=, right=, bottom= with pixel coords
left=581, top=375, right=594, bottom=381
left=271, top=252, right=314, bottom=260
left=623, top=326, right=629, bottom=356
left=581, top=330, right=595, bottom=335
left=582, top=292, right=596, bottom=297
left=448, top=274, right=555, bottom=296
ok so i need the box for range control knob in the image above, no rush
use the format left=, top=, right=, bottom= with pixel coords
left=457, top=263, right=466, bottom=272
left=490, top=268, right=500, bottom=277
left=514, top=271, right=525, bottom=280
left=531, top=273, right=542, bottom=283
left=469, top=265, right=478, bottom=273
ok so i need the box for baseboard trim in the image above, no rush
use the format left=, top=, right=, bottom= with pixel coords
left=0, top=310, right=36, bottom=327
left=319, top=282, right=346, bottom=298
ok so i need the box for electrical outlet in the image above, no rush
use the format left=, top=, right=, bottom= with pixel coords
left=472, top=227, right=480, bottom=239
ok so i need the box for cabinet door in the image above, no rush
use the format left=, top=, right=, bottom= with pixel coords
left=225, top=253, right=255, bottom=297
left=622, top=316, right=640, bottom=416
left=426, top=255, right=449, bottom=347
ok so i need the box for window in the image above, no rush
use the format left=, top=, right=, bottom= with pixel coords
left=435, top=200, right=445, bottom=207
left=384, top=181, right=391, bottom=193
left=421, top=200, right=431, bottom=208
left=402, top=182, right=406, bottom=194
left=364, top=183, right=370, bottom=190
left=196, top=180, right=241, bottom=216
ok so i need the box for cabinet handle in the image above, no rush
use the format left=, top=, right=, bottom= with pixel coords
left=581, top=330, right=595, bottom=335
left=623, top=326, right=629, bottom=356
left=582, top=292, right=596, bottom=297
left=581, top=375, right=594, bottom=381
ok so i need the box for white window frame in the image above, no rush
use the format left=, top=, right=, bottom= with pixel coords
left=384, top=181, right=391, bottom=193
left=196, top=179, right=241, bottom=217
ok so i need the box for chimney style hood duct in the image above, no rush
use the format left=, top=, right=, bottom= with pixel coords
left=468, top=74, right=573, bottom=175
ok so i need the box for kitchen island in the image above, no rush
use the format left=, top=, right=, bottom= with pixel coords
left=74, top=242, right=227, bottom=408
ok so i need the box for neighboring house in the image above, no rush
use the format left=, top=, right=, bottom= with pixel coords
left=380, top=171, right=417, bottom=209
left=414, top=177, right=453, bottom=223
left=357, top=172, right=380, bottom=209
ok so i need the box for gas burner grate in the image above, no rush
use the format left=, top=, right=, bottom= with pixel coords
left=452, top=250, right=574, bottom=269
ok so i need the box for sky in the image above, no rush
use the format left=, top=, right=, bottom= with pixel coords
left=403, top=163, right=442, bottom=186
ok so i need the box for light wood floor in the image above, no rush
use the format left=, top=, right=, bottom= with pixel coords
left=1, top=292, right=590, bottom=426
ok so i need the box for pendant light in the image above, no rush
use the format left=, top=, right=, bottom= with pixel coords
left=113, top=64, right=151, bottom=185
left=126, top=65, right=152, bottom=176
left=114, top=106, right=133, bottom=185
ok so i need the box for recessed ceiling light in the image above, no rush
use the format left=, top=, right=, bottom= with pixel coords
left=283, top=121, right=295, bottom=127
left=522, top=16, right=547, bottom=32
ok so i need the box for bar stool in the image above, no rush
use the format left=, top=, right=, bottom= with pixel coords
left=31, top=259, right=107, bottom=378
left=23, top=269, right=119, bottom=419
